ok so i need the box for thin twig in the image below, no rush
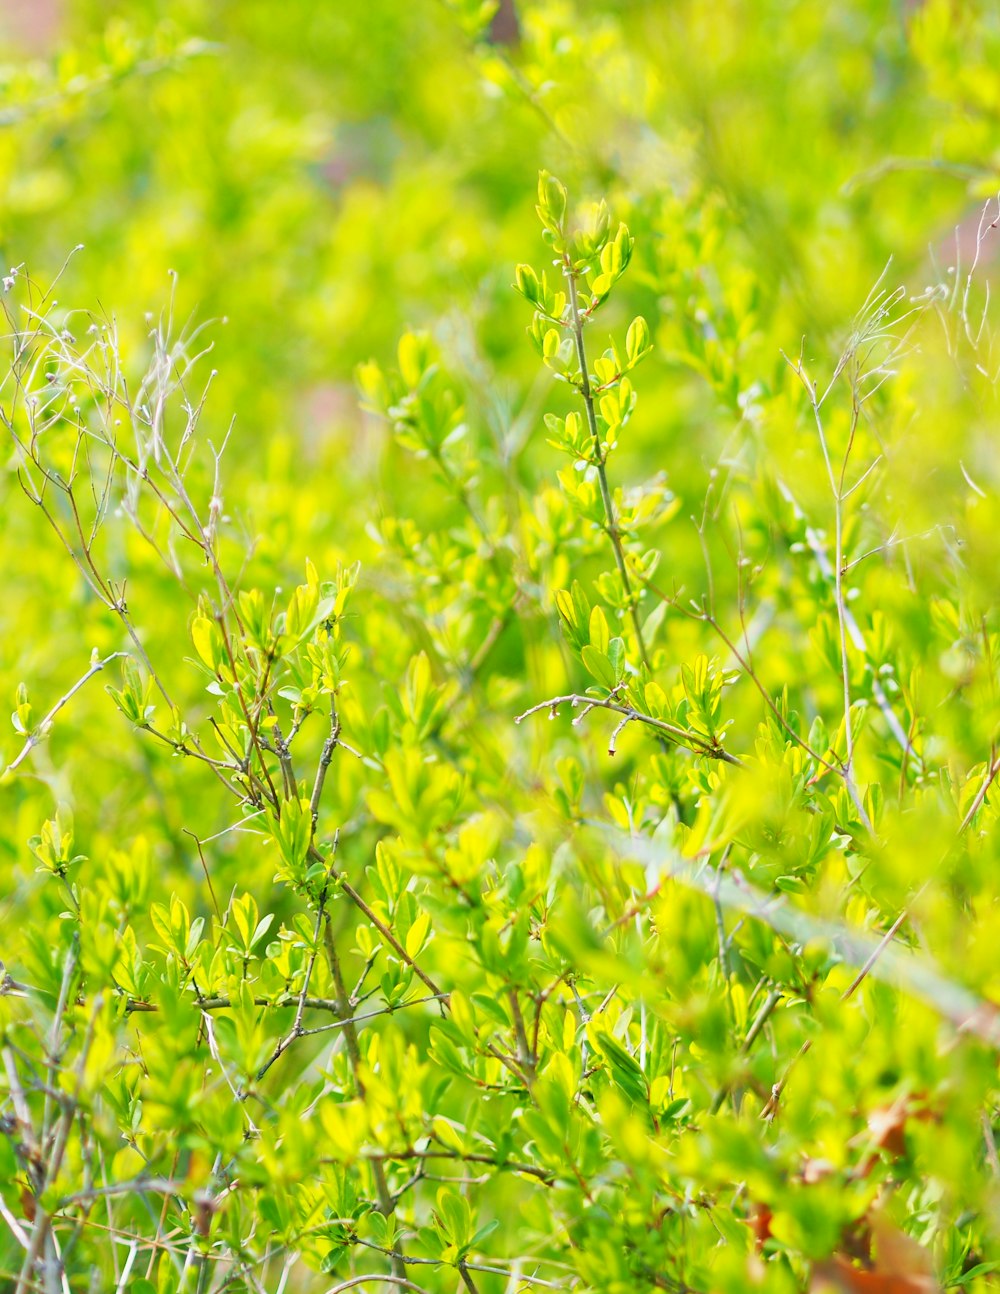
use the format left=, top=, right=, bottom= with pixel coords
left=4, top=652, right=129, bottom=774
left=515, top=692, right=741, bottom=765
left=564, top=256, right=649, bottom=668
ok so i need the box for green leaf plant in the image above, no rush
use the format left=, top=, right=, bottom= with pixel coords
left=2, top=143, right=1000, bottom=1294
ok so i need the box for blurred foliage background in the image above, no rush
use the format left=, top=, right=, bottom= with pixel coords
left=2, top=0, right=1000, bottom=1290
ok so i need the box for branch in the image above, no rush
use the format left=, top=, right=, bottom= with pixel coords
left=601, top=826, right=1000, bottom=1050
left=3, top=652, right=129, bottom=775
left=324, top=919, right=406, bottom=1281
left=323, top=1278, right=431, bottom=1294
left=362, top=1147, right=554, bottom=1185
left=564, top=258, right=649, bottom=669
left=515, top=693, right=741, bottom=766
left=310, top=703, right=342, bottom=827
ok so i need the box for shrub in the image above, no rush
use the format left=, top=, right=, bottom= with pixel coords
left=2, top=4, right=999, bottom=1293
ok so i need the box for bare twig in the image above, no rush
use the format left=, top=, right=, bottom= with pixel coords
left=515, top=692, right=741, bottom=765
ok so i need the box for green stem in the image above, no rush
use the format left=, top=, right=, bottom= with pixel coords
left=324, top=919, right=407, bottom=1282
left=565, top=260, right=649, bottom=670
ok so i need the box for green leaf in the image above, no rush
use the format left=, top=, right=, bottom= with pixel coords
left=589, top=605, right=610, bottom=655
left=581, top=645, right=617, bottom=689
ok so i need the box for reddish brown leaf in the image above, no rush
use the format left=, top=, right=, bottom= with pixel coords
left=811, top=1216, right=939, bottom=1294
left=749, top=1201, right=773, bottom=1248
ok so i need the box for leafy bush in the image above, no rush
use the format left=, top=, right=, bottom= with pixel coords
left=2, top=3, right=999, bottom=1292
